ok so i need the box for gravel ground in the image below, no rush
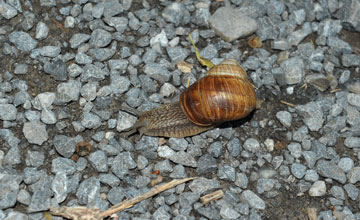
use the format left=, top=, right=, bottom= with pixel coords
left=1, top=0, right=360, bottom=219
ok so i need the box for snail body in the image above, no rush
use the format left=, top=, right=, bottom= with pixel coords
left=125, top=59, right=256, bottom=138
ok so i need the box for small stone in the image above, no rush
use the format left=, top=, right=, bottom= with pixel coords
left=344, top=137, right=360, bottom=148
left=23, top=120, right=48, bottom=145
left=51, top=157, right=76, bottom=175
left=276, top=111, right=292, bottom=127
left=0, top=104, right=17, bottom=121
left=116, top=111, right=137, bottom=132
left=304, top=169, right=319, bottom=182
left=166, top=46, right=189, bottom=62
left=89, top=29, right=112, bottom=48
left=235, top=172, right=248, bottom=189
left=159, top=83, right=175, bottom=98
left=196, top=154, right=217, bottom=175
left=170, top=151, right=197, bottom=167
left=35, top=22, right=49, bottom=39
left=157, top=145, right=176, bottom=159
left=342, top=54, right=360, bottom=67
left=69, top=33, right=91, bottom=49
left=76, top=177, right=100, bottom=206
left=56, top=80, right=81, bottom=103
left=188, top=177, right=220, bottom=194
left=287, top=22, right=312, bottom=46
left=0, top=174, right=22, bottom=209
left=240, top=190, right=265, bottom=210
left=280, top=57, right=304, bottom=85
left=9, top=31, right=37, bottom=52
left=287, top=142, right=302, bottom=158
left=296, top=101, right=324, bottom=131
left=347, top=93, right=360, bottom=107
left=330, top=186, right=345, bottom=200
left=338, top=157, right=354, bottom=172
left=344, top=184, right=359, bottom=200
left=348, top=167, right=360, bottom=184
left=243, top=138, right=260, bottom=153
left=25, top=151, right=45, bottom=167
left=218, top=165, right=236, bottom=182
left=17, top=189, right=31, bottom=205
left=209, top=7, right=257, bottom=42
left=220, top=206, right=241, bottom=220
left=291, top=163, right=307, bottom=179
left=309, top=180, right=326, bottom=197
left=52, top=172, right=68, bottom=203
left=0, top=2, right=18, bottom=19
left=89, top=150, right=108, bottom=172
left=316, top=160, right=346, bottom=184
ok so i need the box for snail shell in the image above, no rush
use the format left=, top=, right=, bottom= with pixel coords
left=124, top=59, right=256, bottom=138
left=180, top=59, right=256, bottom=126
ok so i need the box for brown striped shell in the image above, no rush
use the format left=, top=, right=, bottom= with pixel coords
left=179, top=59, right=256, bottom=126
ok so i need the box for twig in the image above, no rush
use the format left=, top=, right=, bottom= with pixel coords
left=50, top=177, right=197, bottom=220
left=280, top=100, right=296, bottom=108
left=200, top=190, right=224, bottom=205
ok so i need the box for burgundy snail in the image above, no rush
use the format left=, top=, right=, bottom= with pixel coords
left=124, top=59, right=257, bottom=138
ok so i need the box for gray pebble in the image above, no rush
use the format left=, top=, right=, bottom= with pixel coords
left=56, top=80, right=81, bottom=103
left=217, top=165, right=236, bottom=182
left=0, top=2, right=18, bottom=19
left=99, top=173, right=120, bottom=187
left=304, top=169, right=319, bottom=182
left=226, top=138, right=241, bottom=157
left=280, top=57, right=304, bottom=85
left=296, top=101, right=324, bottom=131
left=89, top=150, right=108, bottom=172
left=116, top=111, right=137, bottom=132
left=1, top=174, right=21, bottom=209
left=51, top=157, right=76, bottom=175
left=81, top=112, right=101, bottom=129
left=338, top=157, right=354, bottom=172
left=243, top=138, right=260, bottom=153
left=256, top=178, right=275, bottom=194
left=276, top=111, right=292, bottom=127
left=17, top=189, right=31, bottom=206
left=25, top=151, right=45, bottom=167
left=342, top=54, right=360, bottom=67
left=154, top=159, right=173, bottom=173
left=330, top=186, right=345, bottom=200
left=344, top=184, right=359, bottom=200
left=348, top=167, right=360, bottom=184
left=240, top=190, right=265, bottom=210
left=291, top=163, right=307, bottom=179
left=327, top=37, right=353, bottom=54
left=23, top=120, right=48, bottom=145
left=316, top=160, right=346, bottom=184
left=168, top=138, right=188, bottom=151
left=209, top=7, right=257, bottom=42
left=170, top=164, right=187, bottom=179
left=344, top=137, right=360, bottom=148
left=208, top=141, right=222, bottom=158
left=196, top=154, right=217, bottom=175
left=52, top=172, right=68, bottom=203
left=89, top=29, right=112, bottom=48
left=287, top=142, right=302, bottom=159
left=220, top=205, right=240, bottom=220
left=188, top=177, right=220, bottom=194
left=166, top=46, right=189, bottom=63
left=76, top=176, right=100, bottom=206
left=69, top=33, right=91, bottom=49
left=309, top=180, right=326, bottom=197
left=170, top=151, right=197, bottom=168
left=0, top=104, right=17, bottom=121
left=347, top=93, right=360, bottom=108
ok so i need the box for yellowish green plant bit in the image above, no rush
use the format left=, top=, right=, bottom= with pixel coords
left=188, top=33, right=215, bottom=68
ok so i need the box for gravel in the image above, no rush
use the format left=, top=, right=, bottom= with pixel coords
left=1, top=0, right=360, bottom=219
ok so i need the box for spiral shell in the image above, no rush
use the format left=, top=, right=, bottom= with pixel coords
left=179, top=59, right=256, bottom=126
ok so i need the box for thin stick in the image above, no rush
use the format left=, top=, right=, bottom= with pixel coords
left=99, top=177, right=196, bottom=217
left=200, top=190, right=224, bottom=205
left=280, top=100, right=296, bottom=108
left=50, top=177, right=197, bottom=220
left=330, top=88, right=342, bottom=93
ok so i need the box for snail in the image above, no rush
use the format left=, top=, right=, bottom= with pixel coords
left=122, top=59, right=257, bottom=138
